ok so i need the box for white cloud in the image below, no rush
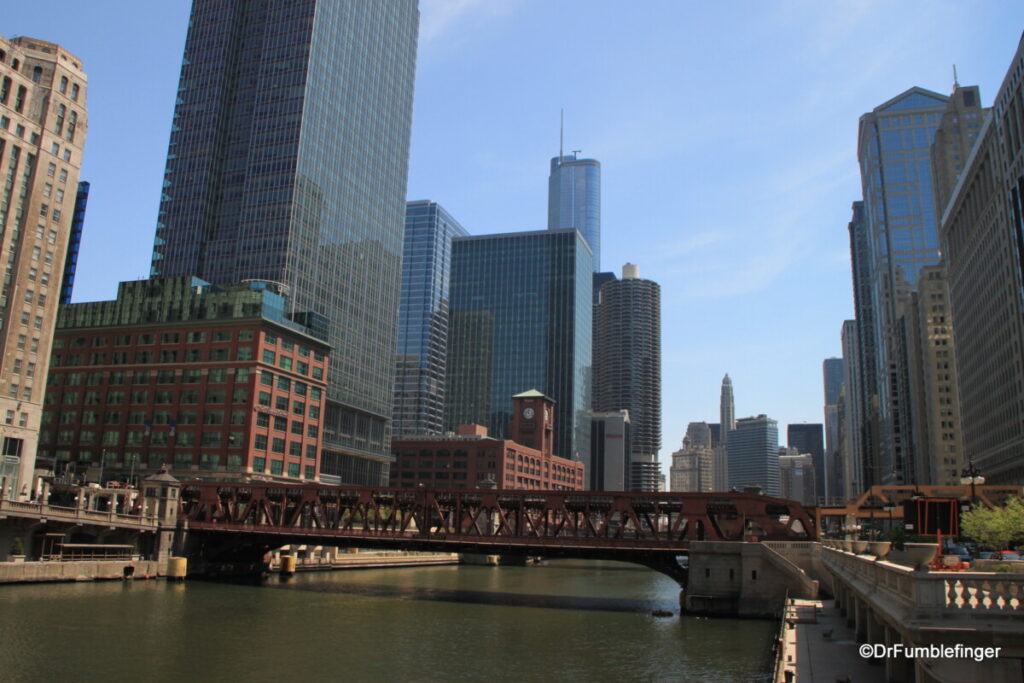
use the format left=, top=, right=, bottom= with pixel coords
left=419, top=0, right=523, bottom=44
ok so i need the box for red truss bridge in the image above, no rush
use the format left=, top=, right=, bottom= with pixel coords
left=178, top=483, right=817, bottom=583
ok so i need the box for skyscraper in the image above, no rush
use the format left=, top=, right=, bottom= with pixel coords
left=590, top=410, right=630, bottom=491
left=840, top=319, right=866, bottom=499
left=823, top=358, right=843, bottom=407
left=727, top=415, right=780, bottom=497
left=822, top=357, right=844, bottom=502
left=847, top=201, right=880, bottom=489
left=445, top=229, right=592, bottom=467
left=548, top=153, right=601, bottom=271
left=149, top=1, right=419, bottom=485
left=940, top=35, right=1024, bottom=484
left=392, top=201, right=468, bottom=438
left=0, top=36, right=88, bottom=499
left=857, top=87, right=951, bottom=484
left=594, top=263, right=661, bottom=488
left=787, top=423, right=824, bottom=503
left=719, top=374, right=735, bottom=445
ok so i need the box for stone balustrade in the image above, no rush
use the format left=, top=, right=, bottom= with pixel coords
left=822, top=544, right=1023, bottom=617
left=0, top=498, right=159, bottom=530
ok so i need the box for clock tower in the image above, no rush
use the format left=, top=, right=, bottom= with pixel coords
left=511, top=389, right=556, bottom=457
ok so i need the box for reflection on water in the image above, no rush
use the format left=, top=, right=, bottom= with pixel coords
left=0, top=560, right=774, bottom=682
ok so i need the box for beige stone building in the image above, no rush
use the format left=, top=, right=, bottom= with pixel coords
left=904, top=265, right=964, bottom=485
left=0, top=37, right=87, bottom=498
left=940, top=35, right=1024, bottom=485
left=669, top=422, right=714, bottom=492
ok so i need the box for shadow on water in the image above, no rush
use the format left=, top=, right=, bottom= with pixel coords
left=265, top=579, right=667, bottom=613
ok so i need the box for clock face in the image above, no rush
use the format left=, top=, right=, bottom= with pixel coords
left=523, top=407, right=535, bottom=419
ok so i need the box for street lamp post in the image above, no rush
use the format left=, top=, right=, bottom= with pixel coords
left=960, top=461, right=985, bottom=506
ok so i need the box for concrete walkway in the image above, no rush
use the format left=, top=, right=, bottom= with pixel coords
left=776, top=599, right=884, bottom=682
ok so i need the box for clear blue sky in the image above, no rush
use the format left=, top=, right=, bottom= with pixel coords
left=5, top=2, right=1023, bottom=475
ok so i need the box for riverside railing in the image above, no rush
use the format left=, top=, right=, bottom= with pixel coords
left=822, top=544, right=1023, bottom=616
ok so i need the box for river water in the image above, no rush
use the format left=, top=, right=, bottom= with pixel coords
left=0, top=560, right=775, bottom=682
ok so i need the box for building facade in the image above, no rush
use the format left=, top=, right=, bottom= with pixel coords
left=779, top=451, right=816, bottom=507
left=840, top=319, right=866, bottom=500
left=149, top=0, right=419, bottom=486
left=940, top=35, right=1024, bottom=484
left=60, top=180, right=87, bottom=305
left=390, top=393, right=583, bottom=490
left=727, top=414, right=780, bottom=497
left=38, top=278, right=330, bottom=483
left=823, top=357, right=844, bottom=502
left=669, top=422, right=715, bottom=493
left=787, top=423, right=824, bottom=503
left=548, top=154, right=601, bottom=271
left=0, top=36, right=88, bottom=499
left=590, top=409, right=630, bottom=491
left=445, top=229, right=592, bottom=467
left=392, top=200, right=468, bottom=438
left=593, top=263, right=661, bottom=478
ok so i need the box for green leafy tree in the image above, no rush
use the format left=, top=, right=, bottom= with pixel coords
left=960, top=496, right=1024, bottom=550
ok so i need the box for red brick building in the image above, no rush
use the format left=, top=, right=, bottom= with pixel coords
left=38, top=278, right=330, bottom=483
left=390, top=391, right=584, bottom=490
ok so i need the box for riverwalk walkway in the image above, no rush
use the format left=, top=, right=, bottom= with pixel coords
left=776, top=598, right=883, bottom=683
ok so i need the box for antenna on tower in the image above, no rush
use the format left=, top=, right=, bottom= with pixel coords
left=953, top=64, right=960, bottom=89
left=559, top=109, right=564, bottom=163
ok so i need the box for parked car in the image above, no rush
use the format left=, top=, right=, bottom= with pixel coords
left=978, top=551, right=996, bottom=560
left=995, top=551, right=1021, bottom=561
left=947, top=545, right=972, bottom=562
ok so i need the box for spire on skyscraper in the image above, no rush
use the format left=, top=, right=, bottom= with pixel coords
left=719, top=373, right=735, bottom=447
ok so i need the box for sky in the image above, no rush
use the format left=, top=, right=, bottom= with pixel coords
left=4, top=2, right=1024, bottom=475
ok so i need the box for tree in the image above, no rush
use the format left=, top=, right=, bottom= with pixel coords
left=960, top=496, right=1024, bottom=550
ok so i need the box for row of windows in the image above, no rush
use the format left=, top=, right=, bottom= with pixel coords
left=45, top=409, right=248, bottom=426
left=49, top=368, right=253, bottom=387
left=48, top=389, right=249, bottom=406
left=57, top=330, right=255, bottom=348
left=251, top=457, right=315, bottom=479
left=255, top=392, right=319, bottom=419
left=46, top=451, right=314, bottom=480
left=54, top=347, right=250, bottom=365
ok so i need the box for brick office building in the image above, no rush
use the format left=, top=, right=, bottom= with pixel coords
left=390, top=391, right=584, bottom=490
left=38, top=277, right=330, bottom=483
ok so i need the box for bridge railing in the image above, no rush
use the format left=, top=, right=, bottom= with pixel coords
left=0, top=499, right=159, bottom=528
left=822, top=545, right=1024, bottom=615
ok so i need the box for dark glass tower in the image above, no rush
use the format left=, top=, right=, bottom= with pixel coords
left=857, top=88, right=949, bottom=484
left=787, top=423, right=824, bottom=502
left=393, top=201, right=468, bottom=438
left=150, top=1, right=419, bottom=484
left=60, top=181, right=89, bottom=305
left=593, top=264, right=661, bottom=483
left=445, top=229, right=593, bottom=466
left=548, top=154, right=601, bottom=271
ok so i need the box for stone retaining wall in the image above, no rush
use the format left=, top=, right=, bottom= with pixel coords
left=0, top=560, right=161, bottom=584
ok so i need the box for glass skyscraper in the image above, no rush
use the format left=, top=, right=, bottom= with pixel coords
left=446, top=229, right=593, bottom=467
left=393, top=201, right=468, bottom=438
left=857, top=87, right=948, bottom=484
left=548, top=155, right=601, bottom=271
left=727, top=415, right=780, bottom=497
left=149, top=1, right=419, bottom=485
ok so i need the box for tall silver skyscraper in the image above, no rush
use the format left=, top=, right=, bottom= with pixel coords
left=393, top=201, right=468, bottom=438
left=548, top=152, right=601, bottom=271
left=719, top=374, right=735, bottom=445
left=150, top=0, right=420, bottom=485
